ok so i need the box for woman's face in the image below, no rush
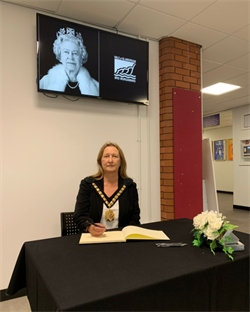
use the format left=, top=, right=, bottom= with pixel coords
left=101, top=146, right=121, bottom=175
left=60, top=40, right=82, bottom=77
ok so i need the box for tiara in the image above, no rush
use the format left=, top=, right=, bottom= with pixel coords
left=56, top=27, right=83, bottom=42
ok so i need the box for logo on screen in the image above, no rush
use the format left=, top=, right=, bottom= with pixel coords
left=114, top=56, right=136, bottom=83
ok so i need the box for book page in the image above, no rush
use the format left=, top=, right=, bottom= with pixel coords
left=122, top=226, right=170, bottom=241
left=79, top=226, right=170, bottom=244
left=79, top=230, right=126, bottom=244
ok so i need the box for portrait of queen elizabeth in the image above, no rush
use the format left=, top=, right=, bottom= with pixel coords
left=39, top=27, right=99, bottom=96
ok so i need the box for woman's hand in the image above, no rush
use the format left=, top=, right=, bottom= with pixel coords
left=87, top=223, right=106, bottom=236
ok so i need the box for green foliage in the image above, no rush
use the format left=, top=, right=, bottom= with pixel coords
left=192, top=230, right=205, bottom=247
left=223, top=224, right=238, bottom=231
left=210, top=239, right=218, bottom=255
left=192, top=228, right=236, bottom=261
left=225, top=235, right=234, bottom=243
left=219, top=238, right=225, bottom=246
left=192, top=239, right=200, bottom=247
left=227, top=246, right=234, bottom=254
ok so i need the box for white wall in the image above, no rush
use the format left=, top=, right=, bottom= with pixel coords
left=203, top=126, right=233, bottom=192
left=232, top=105, right=250, bottom=207
left=0, top=2, right=160, bottom=289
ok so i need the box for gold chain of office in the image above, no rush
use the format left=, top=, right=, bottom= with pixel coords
left=92, top=183, right=126, bottom=208
left=92, top=182, right=126, bottom=222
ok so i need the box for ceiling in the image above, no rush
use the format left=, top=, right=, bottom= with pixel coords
left=2, top=0, right=250, bottom=123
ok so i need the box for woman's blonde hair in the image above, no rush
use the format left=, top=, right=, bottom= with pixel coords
left=92, top=142, right=130, bottom=180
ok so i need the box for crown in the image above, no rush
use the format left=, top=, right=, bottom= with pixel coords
left=56, top=27, right=83, bottom=42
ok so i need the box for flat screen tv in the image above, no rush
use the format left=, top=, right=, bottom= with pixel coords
left=37, top=14, right=149, bottom=105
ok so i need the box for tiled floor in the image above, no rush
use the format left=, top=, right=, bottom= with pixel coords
left=217, top=192, right=250, bottom=234
left=0, top=296, right=31, bottom=312
left=0, top=193, right=249, bottom=312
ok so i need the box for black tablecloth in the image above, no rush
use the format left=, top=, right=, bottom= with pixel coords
left=7, top=219, right=250, bottom=311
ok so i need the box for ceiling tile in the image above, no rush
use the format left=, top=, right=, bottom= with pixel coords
left=58, top=0, right=135, bottom=27
left=202, top=59, right=222, bottom=73
left=226, top=53, right=250, bottom=71
left=172, top=22, right=227, bottom=49
left=203, top=97, right=224, bottom=108
left=138, top=0, right=215, bottom=21
left=216, top=96, right=250, bottom=110
left=203, top=86, right=250, bottom=107
left=203, top=103, right=221, bottom=115
left=232, top=25, right=250, bottom=41
left=203, top=65, right=247, bottom=87
left=225, top=72, right=250, bottom=87
left=117, top=5, right=186, bottom=39
left=61, top=0, right=134, bottom=1
left=2, top=0, right=61, bottom=11
left=202, top=83, right=249, bottom=114
left=202, top=36, right=250, bottom=64
left=202, top=93, right=213, bottom=100
left=192, top=0, right=250, bottom=35
left=203, top=97, right=245, bottom=114
left=223, top=86, right=250, bottom=99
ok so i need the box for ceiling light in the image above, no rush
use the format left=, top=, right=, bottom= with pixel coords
left=202, top=82, right=241, bottom=95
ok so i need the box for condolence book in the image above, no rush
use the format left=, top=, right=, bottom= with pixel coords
left=79, top=225, right=170, bottom=244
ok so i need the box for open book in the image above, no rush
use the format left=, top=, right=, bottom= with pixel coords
left=79, top=225, right=170, bottom=244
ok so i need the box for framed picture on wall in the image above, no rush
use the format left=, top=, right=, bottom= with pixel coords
left=228, top=138, right=233, bottom=160
left=214, top=140, right=227, bottom=160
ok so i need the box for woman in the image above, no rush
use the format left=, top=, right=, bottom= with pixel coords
left=74, top=142, right=140, bottom=236
left=39, top=27, right=99, bottom=96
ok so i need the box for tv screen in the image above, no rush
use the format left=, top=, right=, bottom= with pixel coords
left=99, top=31, right=148, bottom=104
left=37, top=14, right=99, bottom=98
left=37, top=14, right=148, bottom=105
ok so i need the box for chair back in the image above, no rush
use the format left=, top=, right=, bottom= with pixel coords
left=61, top=212, right=79, bottom=236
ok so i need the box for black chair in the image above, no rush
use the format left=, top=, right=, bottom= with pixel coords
left=61, top=212, right=79, bottom=236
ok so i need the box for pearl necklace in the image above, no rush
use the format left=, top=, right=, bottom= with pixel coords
left=67, top=81, right=79, bottom=89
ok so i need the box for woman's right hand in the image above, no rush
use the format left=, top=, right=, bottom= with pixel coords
left=87, top=223, right=106, bottom=236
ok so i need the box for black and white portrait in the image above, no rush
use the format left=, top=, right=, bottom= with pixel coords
left=38, top=15, right=99, bottom=97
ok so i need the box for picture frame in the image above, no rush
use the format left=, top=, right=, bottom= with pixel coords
left=228, top=138, right=233, bottom=160
left=214, top=140, right=227, bottom=160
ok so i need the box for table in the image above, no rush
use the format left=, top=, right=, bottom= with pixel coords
left=7, top=219, right=250, bottom=311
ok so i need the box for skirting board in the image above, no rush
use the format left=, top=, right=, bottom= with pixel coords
left=233, top=205, right=250, bottom=211
left=217, top=190, right=233, bottom=194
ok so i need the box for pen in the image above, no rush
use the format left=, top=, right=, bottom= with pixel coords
left=86, top=220, right=105, bottom=229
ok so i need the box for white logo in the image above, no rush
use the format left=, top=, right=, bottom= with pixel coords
left=114, top=56, right=136, bottom=83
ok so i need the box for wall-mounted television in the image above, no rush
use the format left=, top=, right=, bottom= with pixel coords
left=37, top=14, right=149, bottom=105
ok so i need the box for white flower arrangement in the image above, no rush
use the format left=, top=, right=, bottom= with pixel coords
left=192, top=210, right=238, bottom=260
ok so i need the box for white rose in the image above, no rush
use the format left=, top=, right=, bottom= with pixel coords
left=218, top=212, right=223, bottom=219
left=193, top=211, right=208, bottom=230
left=204, top=226, right=220, bottom=240
left=207, top=210, right=220, bottom=222
left=209, top=219, right=223, bottom=231
left=206, top=211, right=223, bottom=231
left=193, top=215, right=201, bottom=229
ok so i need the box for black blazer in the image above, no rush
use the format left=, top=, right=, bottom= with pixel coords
left=73, top=176, right=141, bottom=232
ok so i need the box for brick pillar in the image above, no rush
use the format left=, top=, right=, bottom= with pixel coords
left=159, top=37, right=201, bottom=221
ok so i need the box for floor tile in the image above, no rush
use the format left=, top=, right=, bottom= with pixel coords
left=0, top=296, right=31, bottom=312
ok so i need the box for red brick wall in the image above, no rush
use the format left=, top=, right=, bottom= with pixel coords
left=159, top=37, right=201, bottom=220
